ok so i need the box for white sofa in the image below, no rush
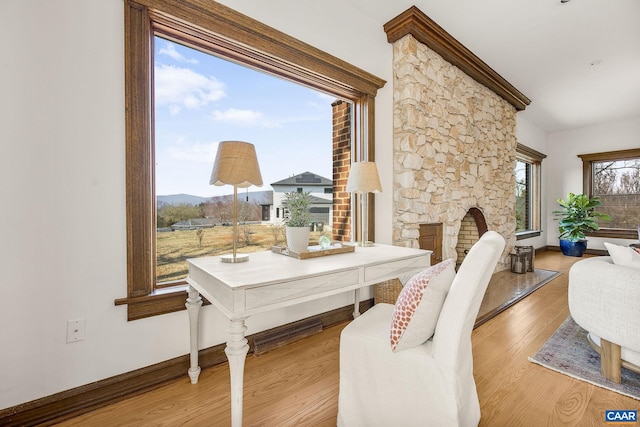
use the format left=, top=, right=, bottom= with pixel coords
left=568, top=256, right=640, bottom=382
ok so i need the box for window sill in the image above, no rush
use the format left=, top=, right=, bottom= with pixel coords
left=516, top=230, right=542, bottom=240
left=588, top=228, right=637, bottom=240
left=115, top=284, right=207, bottom=321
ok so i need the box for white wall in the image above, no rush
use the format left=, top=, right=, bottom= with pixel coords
left=545, top=116, right=640, bottom=249
left=0, top=0, right=398, bottom=409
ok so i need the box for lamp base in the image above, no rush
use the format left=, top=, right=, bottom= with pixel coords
left=220, top=253, right=250, bottom=263
left=356, top=241, right=375, bottom=247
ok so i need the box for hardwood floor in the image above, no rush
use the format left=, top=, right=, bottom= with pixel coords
left=54, top=251, right=638, bottom=426
left=476, top=266, right=559, bottom=327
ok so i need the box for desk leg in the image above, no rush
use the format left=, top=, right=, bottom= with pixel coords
left=186, top=285, right=203, bottom=384
left=226, top=318, right=250, bottom=427
left=353, top=288, right=361, bottom=318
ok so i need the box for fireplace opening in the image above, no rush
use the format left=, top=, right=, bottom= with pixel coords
left=455, top=208, right=488, bottom=269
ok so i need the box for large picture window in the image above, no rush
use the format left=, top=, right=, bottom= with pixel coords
left=116, top=0, right=385, bottom=320
left=152, top=36, right=339, bottom=286
left=579, top=148, right=640, bottom=239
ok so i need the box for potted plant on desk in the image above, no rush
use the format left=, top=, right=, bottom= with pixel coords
left=283, top=191, right=313, bottom=253
left=553, top=192, right=610, bottom=257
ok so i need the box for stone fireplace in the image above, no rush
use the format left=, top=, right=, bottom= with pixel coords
left=455, top=208, right=488, bottom=269
left=385, top=7, right=531, bottom=272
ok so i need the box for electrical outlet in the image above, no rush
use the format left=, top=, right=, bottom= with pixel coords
left=66, top=318, right=86, bottom=343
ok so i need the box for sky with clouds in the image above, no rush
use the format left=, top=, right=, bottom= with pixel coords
left=154, top=37, right=337, bottom=198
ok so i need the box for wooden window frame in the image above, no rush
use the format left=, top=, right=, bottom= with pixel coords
left=115, top=0, right=385, bottom=320
left=578, top=148, right=640, bottom=239
left=515, top=143, right=545, bottom=240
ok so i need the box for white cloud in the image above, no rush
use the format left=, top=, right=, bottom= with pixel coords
left=305, top=92, right=338, bottom=111
left=165, top=140, right=217, bottom=163
left=317, top=92, right=337, bottom=102
left=211, top=108, right=273, bottom=127
left=158, top=42, right=198, bottom=64
left=210, top=108, right=327, bottom=128
left=155, top=64, right=226, bottom=114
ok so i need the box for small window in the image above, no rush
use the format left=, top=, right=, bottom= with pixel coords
left=515, top=159, right=532, bottom=231
left=579, top=149, right=640, bottom=238
left=515, top=144, right=545, bottom=239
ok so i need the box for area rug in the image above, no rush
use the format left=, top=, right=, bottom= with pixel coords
left=529, top=316, right=640, bottom=400
left=475, top=268, right=560, bottom=327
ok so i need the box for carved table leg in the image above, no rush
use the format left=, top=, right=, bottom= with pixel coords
left=353, top=288, right=361, bottom=318
left=226, top=318, right=250, bottom=427
left=186, top=285, right=203, bottom=384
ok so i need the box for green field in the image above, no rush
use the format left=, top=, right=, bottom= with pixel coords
left=156, top=224, right=327, bottom=283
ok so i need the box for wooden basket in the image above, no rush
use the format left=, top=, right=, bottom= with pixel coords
left=374, top=278, right=403, bottom=305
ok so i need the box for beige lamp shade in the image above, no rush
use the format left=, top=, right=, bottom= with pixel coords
left=209, top=141, right=263, bottom=188
left=346, top=161, right=382, bottom=194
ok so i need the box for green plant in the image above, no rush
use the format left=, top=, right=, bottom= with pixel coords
left=552, top=193, right=611, bottom=242
left=283, top=191, right=313, bottom=227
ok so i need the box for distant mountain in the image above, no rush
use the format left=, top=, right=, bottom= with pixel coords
left=157, top=191, right=273, bottom=206
left=229, top=190, right=273, bottom=205
left=157, top=193, right=211, bottom=206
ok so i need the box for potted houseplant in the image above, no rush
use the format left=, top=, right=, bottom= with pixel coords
left=283, top=191, right=313, bottom=253
left=552, top=192, right=611, bottom=257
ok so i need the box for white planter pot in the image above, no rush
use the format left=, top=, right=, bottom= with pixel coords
left=286, top=226, right=310, bottom=253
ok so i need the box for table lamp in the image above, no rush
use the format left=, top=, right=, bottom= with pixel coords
left=346, top=161, right=382, bottom=247
left=210, top=141, right=263, bottom=262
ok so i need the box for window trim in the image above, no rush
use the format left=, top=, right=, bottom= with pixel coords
left=116, top=0, right=385, bottom=320
left=515, top=143, right=545, bottom=240
left=578, top=148, right=640, bottom=240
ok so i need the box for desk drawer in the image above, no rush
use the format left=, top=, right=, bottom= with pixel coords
left=245, top=269, right=360, bottom=310
left=364, top=256, right=428, bottom=283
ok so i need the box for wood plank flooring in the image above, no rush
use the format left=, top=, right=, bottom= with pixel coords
left=54, top=251, right=638, bottom=426
left=476, top=266, right=559, bottom=327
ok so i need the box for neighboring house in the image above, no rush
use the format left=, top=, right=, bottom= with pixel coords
left=271, top=172, right=333, bottom=226
left=205, top=190, right=274, bottom=222
left=163, top=177, right=331, bottom=227
left=256, top=191, right=273, bottom=222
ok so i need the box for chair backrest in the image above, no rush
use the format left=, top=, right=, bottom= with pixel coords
left=432, top=230, right=505, bottom=371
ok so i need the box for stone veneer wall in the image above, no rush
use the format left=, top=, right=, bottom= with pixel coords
left=392, top=35, right=517, bottom=270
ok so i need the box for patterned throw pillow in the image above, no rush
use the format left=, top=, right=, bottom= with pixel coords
left=604, top=242, right=640, bottom=270
left=390, top=259, right=456, bottom=352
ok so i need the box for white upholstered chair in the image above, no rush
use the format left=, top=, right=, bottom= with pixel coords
left=337, top=231, right=505, bottom=427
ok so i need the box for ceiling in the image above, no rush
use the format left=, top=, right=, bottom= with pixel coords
left=346, top=0, right=640, bottom=133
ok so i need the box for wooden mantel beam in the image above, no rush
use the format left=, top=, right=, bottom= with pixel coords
left=384, top=6, right=531, bottom=111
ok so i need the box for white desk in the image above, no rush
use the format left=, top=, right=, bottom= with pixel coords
left=185, top=244, right=430, bottom=427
